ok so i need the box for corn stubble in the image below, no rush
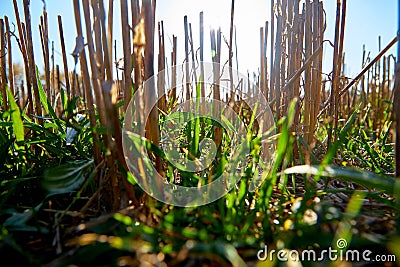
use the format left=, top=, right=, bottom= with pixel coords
left=0, top=0, right=398, bottom=211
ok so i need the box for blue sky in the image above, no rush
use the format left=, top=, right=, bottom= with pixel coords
left=1, top=0, right=397, bottom=78
left=323, top=0, right=397, bottom=76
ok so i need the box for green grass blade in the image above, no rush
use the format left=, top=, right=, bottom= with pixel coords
left=191, top=81, right=201, bottom=157
left=36, top=66, right=49, bottom=114
left=42, top=159, right=94, bottom=194
left=6, top=86, right=24, bottom=143
left=284, top=164, right=395, bottom=193
left=36, top=66, right=57, bottom=120
left=332, top=191, right=366, bottom=251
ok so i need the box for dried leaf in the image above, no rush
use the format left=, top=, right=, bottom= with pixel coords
left=133, top=18, right=145, bottom=47
left=71, top=35, right=85, bottom=58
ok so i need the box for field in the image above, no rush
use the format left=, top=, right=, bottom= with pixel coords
left=1, top=0, right=400, bottom=266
